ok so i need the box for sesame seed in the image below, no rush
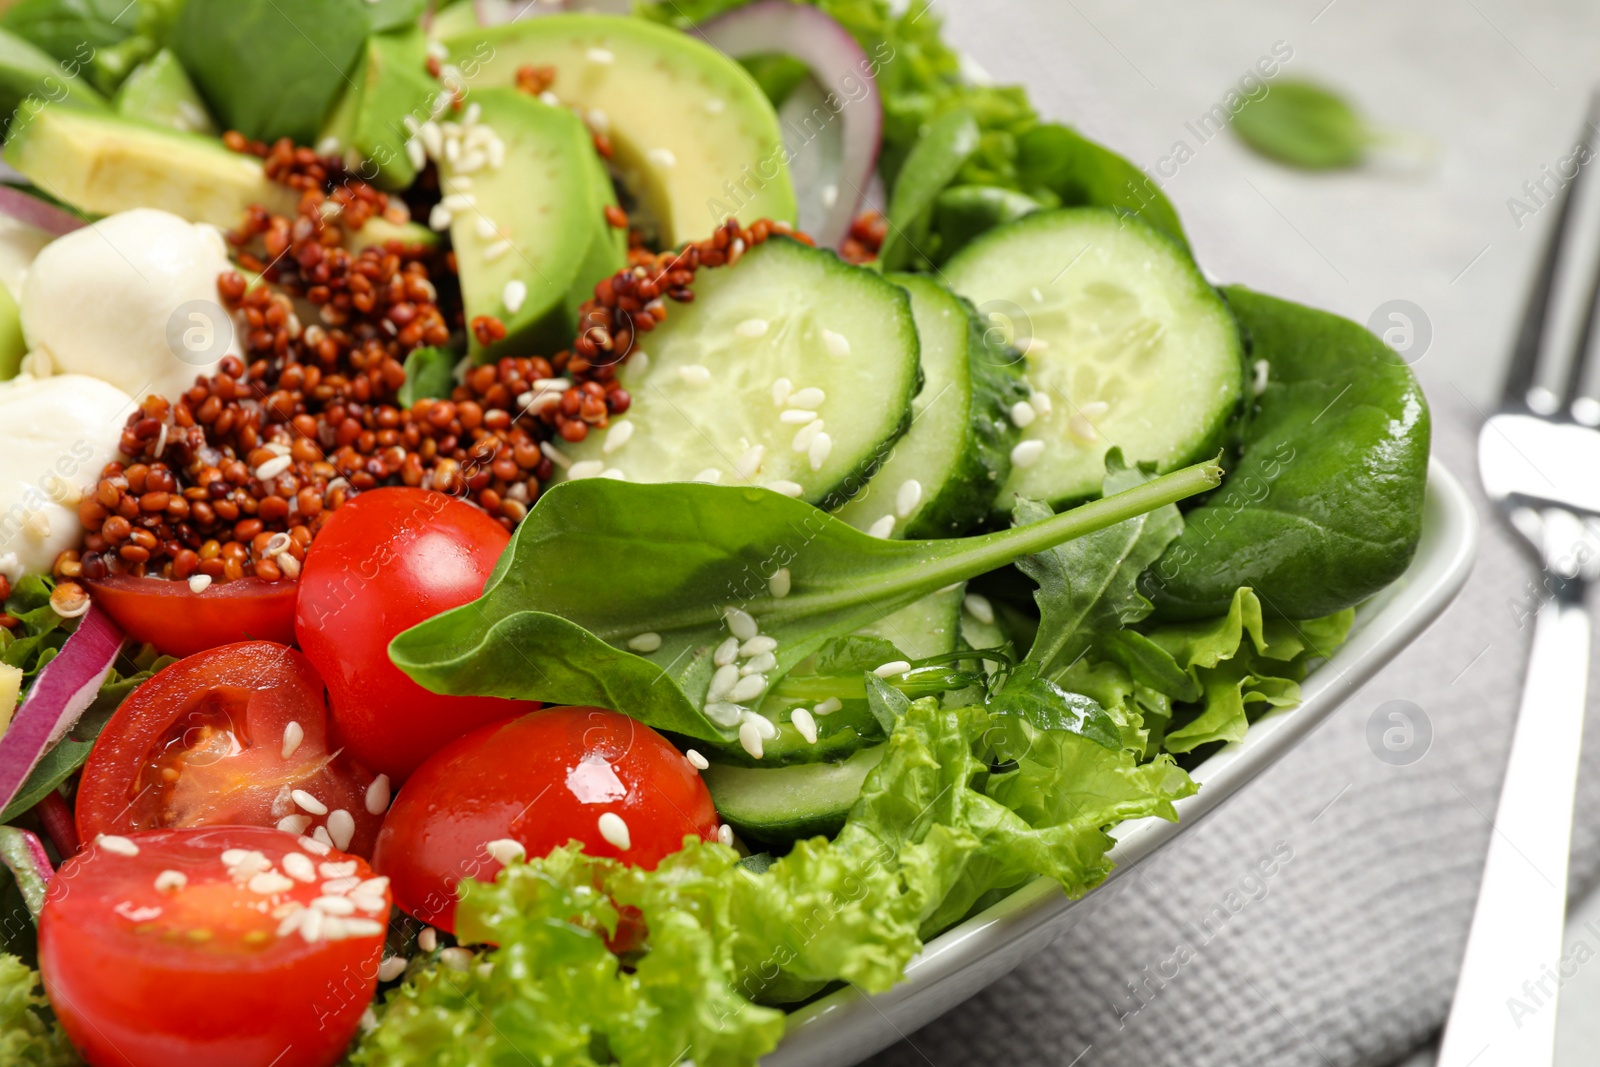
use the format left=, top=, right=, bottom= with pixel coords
left=735, top=318, right=769, bottom=338
left=428, top=204, right=453, bottom=231
left=738, top=720, right=764, bottom=759
left=724, top=607, right=758, bottom=641
left=707, top=663, right=741, bottom=701
left=788, top=387, right=825, bottom=409
left=154, top=870, right=186, bottom=893
left=254, top=455, right=292, bottom=481
left=313, top=895, right=357, bottom=916
left=678, top=363, right=712, bottom=386
left=1011, top=440, right=1046, bottom=467
left=821, top=183, right=839, bottom=208
left=483, top=239, right=513, bottom=261
left=740, top=635, right=778, bottom=657
left=733, top=444, right=765, bottom=479
left=868, top=515, right=896, bottom=539
left=281, top=721, right=304, bottom=759
left=895, top=479, right=923, bottom=519
left=717, top=823, right=735, bottom=846
left=188, top=574, right=212, bottom=594
left=485, top=838, right=525, bottom=866
left=963, top=593, right=996, bottom=625
left=703, top=702, right=744, bottom=726
left=312, top=826, right=335, bottom=849
left=378, top=956, right=408, bottom=982
left=283, top=853, right=317, bottom=883
left=732, top=675, right=768, bottom=710
left=647, top=147, right=677, bottom=168
left=771, top=378, right=792, bottom=405
left=1029, top=391, right=1053, bottom=418
left=767, top=569, right=792, bottom=598
left=365, top=775, right=391, bottom=816
left=628, top=631, right=663, bottom=652
left=98, top=835, right=138, bottom=856
left=740, top=652, right=776, bottom=674
left=873, top=660, right=911, bottom=678
left=279, top=816, right=312, bottom=839
left=1253, top=359, right=1270, bottom=396
left=291, top=790, right=328, bottom=816
left=822, top=329, right=850, bottom=358
left=299, top=906, right=326, bottom=943
left=587, top=47, right=615, bottom=64
left=686, top=749, right=709, bottom=770
left=742, top=711, right=778, bottom=740
left=791, top=707, right=818, bottom=744
left=540, top=442, right=572, bottom=468
left=597, top=812, right=632, bottom=851
left=705, top=98, right=725, bottom=113
left=347, top=893, right=386, bottom=915
left=768, top=480, right=804, bottom=498
left=326, top=810, right=356, bottom=852
left=602, top=420, right=634, bottom=454
left=475, top=215, right=498, bottom=239
left=502, top=279, right=527, bottom=315
left=406, top=137, right=426, bottom=170
left=692, top=468, right=722, bottom=483
left=344, top=918, right=386, bottom=938
left=1067, top=415, right=1098, bottom=443
left=713, top=637, right=740, bottom=667
left=441, top=193, right=476, bottom=212
left=780, top=408, right=819, bottom=425
left=628, top=351, right=650, bottom=376
left=587, top=107, right=610, bottom=133
left=791, top=419, right=825, bottom=452
left=320, top=862, right=358, bottom=881
left=440, top=946, right=474, bottom=971
left=248, top=871, right=295, bottom=895
left=568, top=460, right=605, bottom=480
left=808, top=432, right=832, bottom=471
left=417, top=927, right=438, bottom=953
left=298, top=835, right=331, bottom=856
left=276, top=907, right=306, bottom=939
left=814, top=697, right=843, bottom=716
left=420, top=121, right=443, bottom=158
left=1010, top=400, right=1036, bottom=428
left=1079, top=400, right=1110, bottom=419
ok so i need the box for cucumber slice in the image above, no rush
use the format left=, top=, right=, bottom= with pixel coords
left=944, top=208, right=1245, bottom=510
left=833, top=275, right=1028, bottom=539
left=705, top=744, right=885, bottom=843
left=554, top=237, right=920, bottom=507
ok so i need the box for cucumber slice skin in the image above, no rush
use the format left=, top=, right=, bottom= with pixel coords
left=556, top=237, right=921, bottom=507
left=704, top=744, right=886, bottom=843
left=833, top=276, right=1027, bottom=540
left=944, top=208, right=1246, bottom=512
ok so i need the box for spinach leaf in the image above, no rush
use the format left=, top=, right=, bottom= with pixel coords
left=1142, top=287, right=1430, bottom=620
left=879, top=108, right=979, bottom=271
left=391, top=461, right=1221, bottom=742
left=932, top=184, right=1039, bottom=264
left=172, top=0, right=369, bottom=144
left=863, top=672, right=910, bottom=732
left=397, top=346, right=456, bottom=409
left=1018, top=453, right=1183, bottom=678
left=365, top=0, right=430, bottom=34
left=0, top=0, right=138, bottom=91
left=1016, top=122, right=1189, bottom=252
left=1232, top=80, right=1369, bottom=170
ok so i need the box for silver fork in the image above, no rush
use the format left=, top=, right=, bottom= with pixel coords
left=1440, top=97, right=1600, bottom=1067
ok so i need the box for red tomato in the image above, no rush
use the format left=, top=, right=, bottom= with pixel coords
left=87, top=575, right=297, bottom=658
left=41, top=826, right=390, bottom=1067
left=295, top=487, right=527, bottom=781
left=76, top=642, right=384, bottom=857
left=373, top=707, right=718, bottom=932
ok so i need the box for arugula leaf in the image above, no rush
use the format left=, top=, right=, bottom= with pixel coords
left=0, top=953, right=75, bottom=1066
left=396, top=346, right=455, bottom=409
left=391, top=463, right=1221, bottom=742
left=1018, top=453, right=1184, bottom=678
left=1232, top=79, right=1369, bottom=170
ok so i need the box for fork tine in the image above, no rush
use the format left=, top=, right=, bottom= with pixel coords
left=1560, top=239, right=1600, bottom=416
left=1502, top=90, right=1600, bottom=411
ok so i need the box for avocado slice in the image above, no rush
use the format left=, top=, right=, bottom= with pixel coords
left=320, top=26, right=437, bottom=192
left=3, top=107, right=434, bottom=252
left=0, top=282, right=23, bottom=382
left=442, top=15, right=797, bottom=247
left=0, top=26, right=105, bottom=131
left=114, top=49, right=216, bottom=135
left=445, top=87, right=624, bottom=360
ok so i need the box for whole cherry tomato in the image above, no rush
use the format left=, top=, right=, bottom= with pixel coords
left=373, top=706, right=718, bottom=932
left=87, top=575, right=297, bottom=658
left=295, top=487, right=528, bottom=781
left=41, top=826, right=390, bottom=1067
left=75, top=641, right=384, bottom=857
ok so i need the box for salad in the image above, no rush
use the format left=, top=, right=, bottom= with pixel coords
left=0, top=0, right=1430, bottom=1064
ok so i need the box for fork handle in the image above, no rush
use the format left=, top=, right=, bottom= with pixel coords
left=1438, top=581, right=1590, bottom=1067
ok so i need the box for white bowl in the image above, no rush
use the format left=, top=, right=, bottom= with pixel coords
left=770, top=459, right=1478, bottom=1066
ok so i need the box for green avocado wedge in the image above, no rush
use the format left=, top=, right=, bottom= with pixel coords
left=1141, top=286, right=1430, bottom=620
left=319, top=27, right=436, bottom=191
left=441, top=14, right=796, bottom=246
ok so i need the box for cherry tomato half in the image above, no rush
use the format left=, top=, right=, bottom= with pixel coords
left=76, top=642, right=383, bottom=857
left=373, top=707, right=718, bottom=932
left=42, top=826, right=390, bottom=1067
left=295, top=487, right=529, bottom=782
left=87, top=575, right=297, bottom=658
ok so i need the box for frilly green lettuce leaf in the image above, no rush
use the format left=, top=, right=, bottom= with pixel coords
left=0, top=954, right=77, bottom=1066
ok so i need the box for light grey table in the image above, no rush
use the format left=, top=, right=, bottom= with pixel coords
left=861, top=1, right=1600, bottom=1065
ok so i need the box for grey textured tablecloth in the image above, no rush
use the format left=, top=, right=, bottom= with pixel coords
left=862, top=391, right=1586, bottom=1066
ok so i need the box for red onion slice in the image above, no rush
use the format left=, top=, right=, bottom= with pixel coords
left=0, top=183, right=85, bottom=237
left=0, top=605, right=123, bottom=817
left=696, top=1, right=883, bottom=249
left=0, top=826, right=53, bottom=918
